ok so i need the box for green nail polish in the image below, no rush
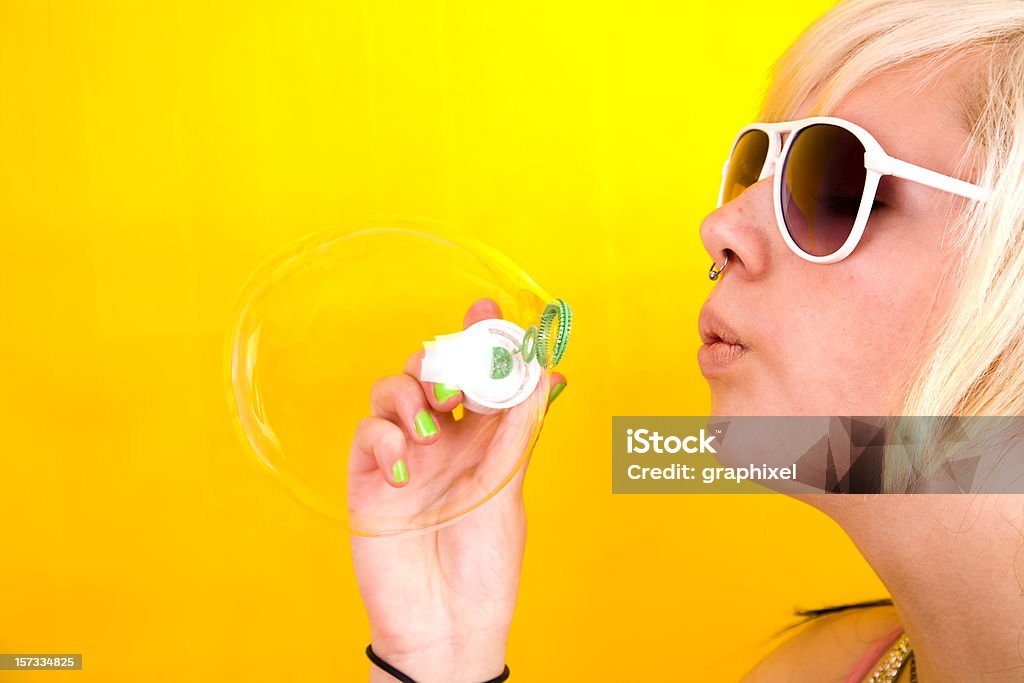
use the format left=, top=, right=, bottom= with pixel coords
left=392, top=459, right=408, bottom=484
left=414, top=410, right=438, bottom=438
left=547, top=381, right=567, bottom=405
left=433, top=382, right=461, bottom=403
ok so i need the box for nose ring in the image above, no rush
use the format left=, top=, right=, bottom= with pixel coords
left=709, top=252, right=729, bottom=281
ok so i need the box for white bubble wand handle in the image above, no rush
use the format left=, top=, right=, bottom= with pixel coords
left=420, top=319, right=541, bottom=414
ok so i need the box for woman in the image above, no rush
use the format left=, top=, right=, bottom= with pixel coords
left=350, top=1, right=1024, bottom=680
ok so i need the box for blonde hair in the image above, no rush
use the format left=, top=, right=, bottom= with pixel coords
left=759, top=0, right=1024, bottom=489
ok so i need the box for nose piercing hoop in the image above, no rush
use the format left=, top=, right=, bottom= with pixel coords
left=709, top=252, right=729, bottom=281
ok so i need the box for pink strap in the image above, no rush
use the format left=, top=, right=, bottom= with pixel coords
left=843, top=624, right=904, bottom=683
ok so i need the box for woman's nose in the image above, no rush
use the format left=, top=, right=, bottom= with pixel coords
left=700, top=177, right=776, bottom=281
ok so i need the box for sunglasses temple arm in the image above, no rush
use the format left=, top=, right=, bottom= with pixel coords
left=881, top=155, right=990, bottom=202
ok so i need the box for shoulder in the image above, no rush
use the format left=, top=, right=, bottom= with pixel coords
left=741, top=604, right=901, bottom=683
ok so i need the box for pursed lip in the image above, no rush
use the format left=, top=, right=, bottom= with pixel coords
left=697, top=304, right=748, bottom=375
left=698, top=305, right=746, bottom=347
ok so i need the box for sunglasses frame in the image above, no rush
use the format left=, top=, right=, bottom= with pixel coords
left=716, top=115, right=990, bottom=264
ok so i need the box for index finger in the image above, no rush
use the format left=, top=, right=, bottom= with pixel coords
left=463, top=297, right=503, bottom=328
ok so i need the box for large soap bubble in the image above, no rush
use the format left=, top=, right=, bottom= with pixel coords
left=226, top=220, right=571, bottom=536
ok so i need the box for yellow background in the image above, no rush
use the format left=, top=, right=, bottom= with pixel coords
left=0, top=1, right=888, bottom=680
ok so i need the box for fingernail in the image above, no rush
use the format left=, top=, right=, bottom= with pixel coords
left=433, top=382, right=461, bottom=403
left=547, top=381, right=567, bottom=405
left=391, top=459, right=408, bottom=484
left=414, top=410, right=439, bottom=438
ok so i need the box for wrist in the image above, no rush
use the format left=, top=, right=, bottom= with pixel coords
left=368, top=633, right=508, bottom=683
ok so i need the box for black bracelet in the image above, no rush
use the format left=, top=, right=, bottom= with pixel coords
left=366, top=644, right=510, bottom=683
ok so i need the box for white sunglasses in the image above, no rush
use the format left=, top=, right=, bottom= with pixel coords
left=715, top=116, right=990, bottom=264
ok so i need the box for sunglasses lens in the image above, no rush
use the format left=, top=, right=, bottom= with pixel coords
left=781, top=124, right=868, bottom=257
left=722, top=129, right=770, bottom=204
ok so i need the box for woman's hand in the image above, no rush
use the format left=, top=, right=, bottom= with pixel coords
left=349, top=297, right=566, bottom=683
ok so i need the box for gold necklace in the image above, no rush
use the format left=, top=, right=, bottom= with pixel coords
left=868, top=633, right=917, bottom=682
